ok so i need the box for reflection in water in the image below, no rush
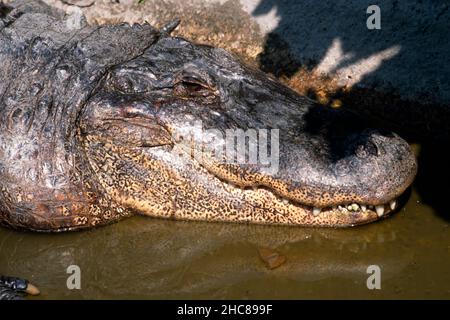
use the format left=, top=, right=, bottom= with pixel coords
left=1, top=187, right=448, bottom=299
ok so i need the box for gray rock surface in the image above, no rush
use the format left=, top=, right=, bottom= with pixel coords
left=243, top=0, right=450, bottom=105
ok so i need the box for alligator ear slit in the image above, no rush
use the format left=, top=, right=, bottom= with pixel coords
left=160, top=18, right=181, bottom=35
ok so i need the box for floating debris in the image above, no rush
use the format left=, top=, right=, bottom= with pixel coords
left=258, top=247, right=286, bottom=270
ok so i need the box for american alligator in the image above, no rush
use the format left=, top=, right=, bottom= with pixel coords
left=0, top=0, right=416, bottom=298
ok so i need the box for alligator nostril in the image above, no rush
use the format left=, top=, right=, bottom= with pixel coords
left=355, top=140, right=379, bottom=158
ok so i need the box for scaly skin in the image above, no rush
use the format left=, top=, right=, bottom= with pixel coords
left=0, top=0, right=417, bottom=233
left=0, top=0, right=418, bottom=299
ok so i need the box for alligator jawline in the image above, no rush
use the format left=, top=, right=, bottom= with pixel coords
left=219, top=179, right=398, bottom=219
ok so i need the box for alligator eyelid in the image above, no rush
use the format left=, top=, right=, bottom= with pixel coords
left=175, top=77, right=208, bottom=88
left=181, top=76, right=207, bottom=85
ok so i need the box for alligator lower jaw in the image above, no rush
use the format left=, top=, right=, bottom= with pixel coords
left=220, top=181, right=400, bottom=227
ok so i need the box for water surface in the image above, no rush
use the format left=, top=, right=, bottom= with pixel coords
left=0, top=148, right=449, bottom=299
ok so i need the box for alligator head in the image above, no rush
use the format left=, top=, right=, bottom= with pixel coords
left=0, top=2, right=417, bottom=231
left=79, top=37, right=417, bottom=228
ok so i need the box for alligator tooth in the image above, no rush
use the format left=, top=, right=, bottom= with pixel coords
left=313, top=208, right=321, bottom=216
left=360, top=205, right=367, bottom=212
left=390, top=200, right=397, bottom=210
left=282, top=199, right=290, bottom=205
left=351, top=203, right=359, bottom=211
left=347, top=205, right=353, bottom=211
left=375, top=205, right=385, bottom=217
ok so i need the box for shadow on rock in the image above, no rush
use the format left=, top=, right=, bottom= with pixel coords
left=252, top=0, right=450, bottom=221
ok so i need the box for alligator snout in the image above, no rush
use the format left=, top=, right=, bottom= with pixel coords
left=190, top=97, right=417, bottom=218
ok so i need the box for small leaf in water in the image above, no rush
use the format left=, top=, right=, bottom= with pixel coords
left=258, top=247, right=286, bottom=270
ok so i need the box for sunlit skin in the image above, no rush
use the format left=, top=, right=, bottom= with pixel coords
left=0, top=0, right=418, bottom=300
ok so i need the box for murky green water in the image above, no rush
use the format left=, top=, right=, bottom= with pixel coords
left=0, top=146, right=449, bottom=299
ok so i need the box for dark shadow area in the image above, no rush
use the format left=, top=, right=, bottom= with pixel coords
left=253, top=0, right=450, bottom=105
left=252, top=0, right=450, bottom=221
left=0, top=3, right=13, bottom=19
left=300, top=102, right=395, bottom=163
left=414, top=143, right=450, bottom=222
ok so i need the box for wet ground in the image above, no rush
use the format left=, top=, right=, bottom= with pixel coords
left=1, top=0, right=449, bottom=299
left=0, top=166, right=449, bottom=299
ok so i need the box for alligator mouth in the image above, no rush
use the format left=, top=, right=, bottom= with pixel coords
left=82, top=130, right=412, bottom=228
left=216, top=176, right=400, bottom=227
left=159, top=122, right=416, bottom=227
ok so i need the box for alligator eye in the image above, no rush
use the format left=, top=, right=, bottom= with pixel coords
left=174, top=78, right=211, bottom=97
left=183, top=80, right=206, bottom=93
